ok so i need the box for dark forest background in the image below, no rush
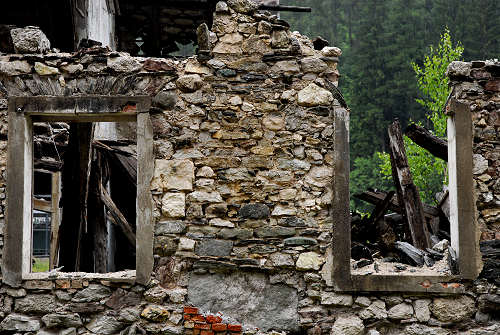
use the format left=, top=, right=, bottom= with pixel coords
left=281, top=0, right=500, bottom=209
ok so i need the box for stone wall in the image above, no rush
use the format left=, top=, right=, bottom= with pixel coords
left=447, top=60, right=500, bottom=241
left=0, top=1, right=497, bottom=335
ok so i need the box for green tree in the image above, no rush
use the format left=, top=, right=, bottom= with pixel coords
left=350, top=153, right=394, bottom=213
left=379, top=29, right=463, bottom=204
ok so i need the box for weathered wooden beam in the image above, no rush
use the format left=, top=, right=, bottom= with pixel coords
left=388, top=120, right=431, bottom=250
left=259, top=5, right=311, bottom=12
left=405, top=124, right=448, bottom=161
left=99, top=182, right=136, bottom=247
left=49, top=172, right=61, bottom=270
left=34, top=159, right=63, bottom=171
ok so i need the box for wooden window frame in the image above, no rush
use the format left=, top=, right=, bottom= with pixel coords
left=3, top=95, right=153, bottom=287
left=331, top=101, right=480, bottom=293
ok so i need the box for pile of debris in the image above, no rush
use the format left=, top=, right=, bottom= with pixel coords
left=352, top=120, right=457, bottom=274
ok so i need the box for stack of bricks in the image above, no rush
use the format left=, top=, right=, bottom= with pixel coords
left=184, top=307, right=243, bottom=335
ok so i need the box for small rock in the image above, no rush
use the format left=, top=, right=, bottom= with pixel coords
left=176, top=74, right=203, bottom=92
left=388, top=303, right=414, bottom=320
left=161, top=193, right=185, bottom=218
left=34, top=62, right=59, bottom=75
left=210, top=218, right=235, bottom=228
left=239, top=203, right=270, bottom=219
left=0, top=313, right=41, bottom=332
left=321, top=292, right=353, bottom=306
left=330, top=315, right=364, bottom=335
left=414, top=299, right=431, bottom=322
left=11, top=27, right=50, bottom=53
left=141, top=304, right=170, bottom=321
left=195, top=239, right=233, bottom=257
left=296, top=252, right=325, bottom=270
left=430, top=296, right=476, bottom=322
left=178, top=237, right=196, bottom=251
left=321, top=46, right=342, bottom=57
left=107, top=56, right=141, bottom=72
left=155, top=221, right=187, bottom=234
left=41, top=313, right=82, bottom=328
left=298, top=83, right=333, bottom=107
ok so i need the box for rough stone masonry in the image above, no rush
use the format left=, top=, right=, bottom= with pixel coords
left=0, top=0, right=498, bottom=334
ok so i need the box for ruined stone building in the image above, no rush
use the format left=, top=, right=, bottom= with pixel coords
left=0, top=0, right=498, bottom=334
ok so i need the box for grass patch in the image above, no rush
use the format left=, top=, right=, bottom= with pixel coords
left=32, top=257, right=49, bottom=272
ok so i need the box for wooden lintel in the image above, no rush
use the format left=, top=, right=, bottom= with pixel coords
left=10, top=95, right=151, bottom=116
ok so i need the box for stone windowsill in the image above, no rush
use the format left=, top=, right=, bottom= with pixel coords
left=19, top=270, right=136, bottom=283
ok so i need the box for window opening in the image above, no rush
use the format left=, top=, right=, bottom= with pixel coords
left=32, top=121, right=138, bottom=274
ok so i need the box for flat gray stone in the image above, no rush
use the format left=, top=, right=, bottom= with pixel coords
left=195, top=239, right=233, bottom=256
left=41, top=313, right=82, bottom=328
left=0, top=313, right=41, bottom=332
left=284, top=237, right=317, bottom=246
left=14, top=294, right=61, bottom=314
left=188, top=272, right=299, bottom=332
left=71, top=284, right=112, bottom=303
left=254, top=226, right=295, bottom=238
left=239, top=203, right=271, bottom=219
left=155, top=221, right=187, bottom=235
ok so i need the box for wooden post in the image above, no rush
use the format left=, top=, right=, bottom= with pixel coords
left=49, top=172, right=61, bottom=270
left=388, top=120, right=431, bottom=250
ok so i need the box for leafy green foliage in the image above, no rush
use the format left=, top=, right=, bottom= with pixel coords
left=350, top=153, right=394, bottom=213
left=378, top=29, right=463, bottom=204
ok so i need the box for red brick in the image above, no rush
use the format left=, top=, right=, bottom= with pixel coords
left=184, top=314, right=193, bottom=321
left=206, top=315, right=223, bottom=324
left=200, top=331, right=214, bottom=335
left=227, top=325, right=242, bottom=332
left=211, top=324, right=227, bottom=332
left=193, top=329, right=201, bottom=335
left=192, top=315, right=206, bottom=323
left=194, top=323, right=211, bottom=330
left=184, top=306, right=199, bottom=315
left=230, top=332, right=242, bottom=335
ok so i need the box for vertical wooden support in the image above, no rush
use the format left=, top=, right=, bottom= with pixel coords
left=136, top=111, right=153, bottom=285
left=447, top=99, right=480, bottom=279
left=49, top=172, right=61, bottom=270
left=331, top=106, right=352, bottom=290
left=4, top=101, right=33, bottom=286
left=388, top=120, right=431, bottom=250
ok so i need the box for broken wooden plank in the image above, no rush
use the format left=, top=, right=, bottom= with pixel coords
left=34, top=158, right=63, bottom=171
left=99, top=182, right=136, bottom=247
left=388, top=120, right=431, bottom=250
left=354, top=189, right=440, bottom=217
left=370, top=190, right=396, bottom=224
left=405, top=123, right=448, bottom=161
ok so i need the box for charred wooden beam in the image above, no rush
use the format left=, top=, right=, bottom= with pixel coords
left=370, top=190, right=395, bottom=224
left=405, top=123, right=448, bottom=161
left=258, top=5, right=312, bottom=12
left=395, top=241, right=424, bottom=266
left=388, top=120, right=431, bottom=249
left=99, top=182, right=136, bottom=247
